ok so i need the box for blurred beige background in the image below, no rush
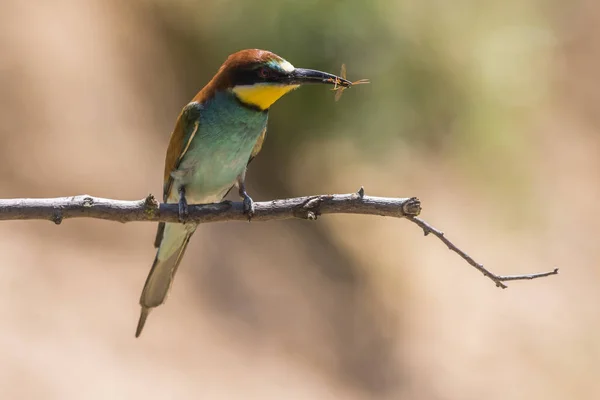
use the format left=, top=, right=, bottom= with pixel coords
left=1, top=0, right=599, bottom=399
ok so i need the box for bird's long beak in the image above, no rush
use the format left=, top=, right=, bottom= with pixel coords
left=288, top=68, right=352, bottom=87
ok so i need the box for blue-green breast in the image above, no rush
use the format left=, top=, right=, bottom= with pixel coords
left=175, top=90, right=268, bottom=203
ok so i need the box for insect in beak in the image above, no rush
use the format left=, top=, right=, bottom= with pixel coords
left=330, top=64, right=370, bottom=102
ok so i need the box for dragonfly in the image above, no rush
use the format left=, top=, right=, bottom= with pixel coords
left=330, top=63, right=370, bottom=101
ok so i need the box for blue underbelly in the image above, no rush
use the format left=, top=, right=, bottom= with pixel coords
left=174, top=92, right=268, bottom=203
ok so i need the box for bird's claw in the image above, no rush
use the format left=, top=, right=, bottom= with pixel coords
left=178, top=200, right=189, bottom=223
left=242, top=194, right=255, bottom=221
left=178, top=187, right=189, bottom=223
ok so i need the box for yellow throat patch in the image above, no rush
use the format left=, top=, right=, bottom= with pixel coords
left=232, top=84, right=299, bottom=110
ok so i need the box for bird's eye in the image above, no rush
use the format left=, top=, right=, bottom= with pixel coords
left=258, top=67, right=270, bottom=79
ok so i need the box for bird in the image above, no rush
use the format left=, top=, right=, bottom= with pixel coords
left=135, top=49, right=352, bottom=337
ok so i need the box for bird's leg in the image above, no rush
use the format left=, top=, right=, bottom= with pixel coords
left=236, top=173, right=254, bottom=220
left=239, top=184, right=255, bottom=218
left=178, top=185, right=189, bottom=223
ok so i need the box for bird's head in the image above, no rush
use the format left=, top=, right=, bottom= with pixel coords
left=209, top=49, right=352, bottom=111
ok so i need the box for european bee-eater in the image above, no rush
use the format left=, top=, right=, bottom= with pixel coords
left=136, top=49, right=352, bottom=337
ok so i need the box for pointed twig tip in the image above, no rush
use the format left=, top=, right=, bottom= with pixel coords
left=357, top=186, right=365, bottom=198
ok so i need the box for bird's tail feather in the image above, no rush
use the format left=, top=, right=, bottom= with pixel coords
left=154, top=222, right=165, bottom=248
left=136, top=222, right=194, bottom=337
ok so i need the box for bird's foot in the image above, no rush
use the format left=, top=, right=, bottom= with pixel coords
left=241, top=192, right=255, bottom=221
left=178, top=187, right=189, bottom=223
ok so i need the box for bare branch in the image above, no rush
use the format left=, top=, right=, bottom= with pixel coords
left=0, top=192, right=421, bottom=224
left=0, top=189, right=558, bottom=288
left=406, top=216, right=559, bottom=288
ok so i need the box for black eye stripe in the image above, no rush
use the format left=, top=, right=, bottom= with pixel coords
left=231, top=66, right=284, bottom=86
